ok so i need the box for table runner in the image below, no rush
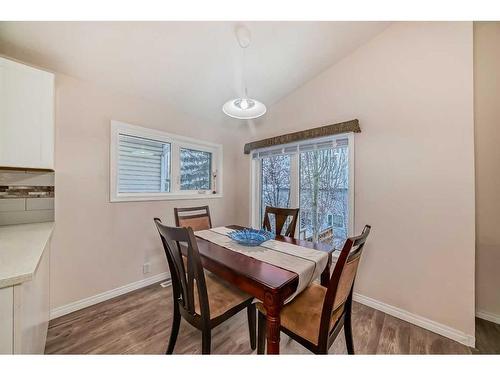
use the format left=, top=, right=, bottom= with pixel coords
left=195, top=226, right=329, bottom=302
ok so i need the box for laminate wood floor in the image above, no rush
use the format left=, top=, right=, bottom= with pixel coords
left=45, top=282, right=499, bottom=354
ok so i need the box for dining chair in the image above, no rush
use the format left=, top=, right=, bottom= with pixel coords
left=256, top=225, right=371, bottom=354
left=174, top=206, right=212, bottom=271
left=262, top=206, right=300, bottom=237
left=174, top=205, right=212, bottom=231
left=154, top=218, right=256, bottom=354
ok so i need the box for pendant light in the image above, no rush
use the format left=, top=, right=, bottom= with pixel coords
left=222, top=26, right=267, bottom=120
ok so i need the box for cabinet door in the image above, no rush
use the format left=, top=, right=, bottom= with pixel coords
left=0, top=57, right=54, bottom=169
left=0, top=286, right=14, bottom=354
left=13, top=240, right=51, bottom=354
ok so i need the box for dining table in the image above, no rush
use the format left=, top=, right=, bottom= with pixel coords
left=186, top=224, right=338, bottom=355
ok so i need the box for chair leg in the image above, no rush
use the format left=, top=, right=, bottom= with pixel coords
left=344, top=306, right=355, bottom=354
left=317, top=346, right=329, bottom=355
left=202, top=328, right=211, bottom=354
left=247, top=304, right=256, bottom=350
left=166, top=305, right=181, bottom=354
left=257, top=311, right=266, bottom=354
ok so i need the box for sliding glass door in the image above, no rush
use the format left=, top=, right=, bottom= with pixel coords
left=299, top=145, right=349, bottom=247
left=260, top=154, right=292, bottom=223
left=252, top=134, right=353, bottom=247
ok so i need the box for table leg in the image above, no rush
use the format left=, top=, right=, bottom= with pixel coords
left=321, top=253, right=332, bottom=287
left=264, top=292, right=282, bottom=354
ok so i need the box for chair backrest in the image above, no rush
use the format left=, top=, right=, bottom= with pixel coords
left=174, top=206, right=212, bottom=231
left=154, top=218, right=210, bottom=320
left=262, top=206, right=300, bottom=237
left=318, top=225, right=371, bottom=344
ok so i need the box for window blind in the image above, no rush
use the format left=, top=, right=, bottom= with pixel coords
left=251, top=136, right=348, bottom=159
left=118, top=134, right=170, bottom=193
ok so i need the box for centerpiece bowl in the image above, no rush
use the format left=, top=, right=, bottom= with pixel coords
left=228, top=228, right=275, bottom=247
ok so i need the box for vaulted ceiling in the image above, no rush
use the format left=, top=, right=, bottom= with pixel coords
left=0, top=21, right=390, bottom=123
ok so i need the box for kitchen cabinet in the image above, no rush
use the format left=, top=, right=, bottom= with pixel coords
left=0, top=57, right=54, bottom=170
left=0, top=222, right=53, bottom=354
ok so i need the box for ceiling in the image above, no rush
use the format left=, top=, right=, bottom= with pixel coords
left=0, top=22, right=390, bottom=123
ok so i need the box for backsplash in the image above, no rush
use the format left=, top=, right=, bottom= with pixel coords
left=0, top=171, right=55, bottom=226
left=0, top=185, right=54, bottom=198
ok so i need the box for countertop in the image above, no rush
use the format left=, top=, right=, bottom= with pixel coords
left=0, top=222, right=54, bottom=288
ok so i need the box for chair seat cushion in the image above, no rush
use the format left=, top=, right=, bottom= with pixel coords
left=256, top=283, right=343, bottom=345
left=194, top=272, right=251, bottom=319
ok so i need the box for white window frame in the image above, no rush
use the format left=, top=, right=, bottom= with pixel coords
left=110, top=120, right=223, bottom=202
left=249, top=132, right=355, bottom=237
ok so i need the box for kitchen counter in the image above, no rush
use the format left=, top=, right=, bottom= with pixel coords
left=0, top=222, right=54, bottom=288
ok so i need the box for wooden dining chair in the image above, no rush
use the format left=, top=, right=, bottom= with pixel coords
left=256, top=225, right=371, bottom=354
left=154, top=218, right=256, bottom=354
left=262, top=206, right=300, bottom=237
left=174, top=206, right=212, bottom=271
left=174, top=205, right=212, bottom=231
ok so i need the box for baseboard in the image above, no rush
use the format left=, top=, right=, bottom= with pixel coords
left=476, top=309, right=500, bottom=325
left=353, top=293, right=476, bottom=348
left=50, top=276, right=476, bottom=347
left=50, top=273, right=171, bottom=320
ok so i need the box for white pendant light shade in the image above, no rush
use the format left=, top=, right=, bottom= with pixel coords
left=222, top=97, right=267, bottom=119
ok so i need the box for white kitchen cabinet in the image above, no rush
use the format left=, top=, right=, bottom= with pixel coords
left=0, top=287, right=14, bottom=353
left=0, top=57, right=54, bottom=170
left=0, top=230, right=51, bottom=354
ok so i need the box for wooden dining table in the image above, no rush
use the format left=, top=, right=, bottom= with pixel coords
left=187, top=224, right=337, bottom=354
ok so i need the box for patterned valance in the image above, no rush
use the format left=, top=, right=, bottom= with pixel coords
left=243, top=119, right=361, bottom=154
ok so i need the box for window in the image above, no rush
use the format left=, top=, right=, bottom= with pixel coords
left=260, top=154, right=291, bottom=222
left=180, top=148, right=212, bottom=190
left=118, top=134, right=171, bottom=193
left=251, top=133, right=354, bottom=247
left=299, top=142, right=350, bottom=245
left=110, top=121, right=222, bottom=202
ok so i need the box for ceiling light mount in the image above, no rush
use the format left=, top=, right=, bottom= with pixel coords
left=235, top=25, right=251, bottom=49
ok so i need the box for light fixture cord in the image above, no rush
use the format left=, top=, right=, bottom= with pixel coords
left=242, top=45, right=248, bottom=99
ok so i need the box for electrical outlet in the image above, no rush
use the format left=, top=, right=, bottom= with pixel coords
left=143, top=263, right=151, bottom=274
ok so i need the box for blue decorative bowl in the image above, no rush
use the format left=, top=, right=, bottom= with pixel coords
left=228, top=228, right=275, bottom=247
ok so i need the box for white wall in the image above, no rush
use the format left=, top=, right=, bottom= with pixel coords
left=234, top=22, right=476, bottom=340
left=51, top=74, right=240, bottom=310
left=474, top=22, right=500, bottom=322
